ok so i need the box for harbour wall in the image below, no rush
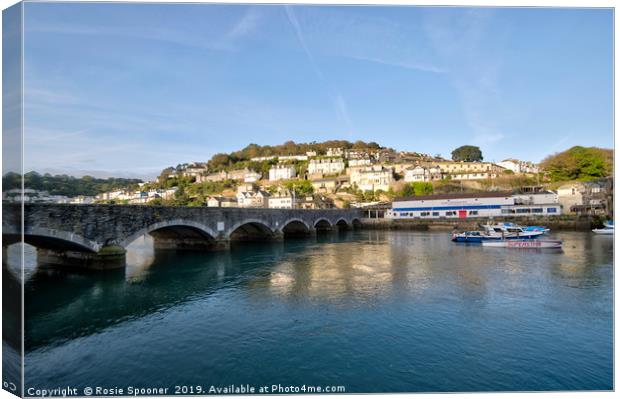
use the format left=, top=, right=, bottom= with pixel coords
left=360, top=215, right=599, bottom=231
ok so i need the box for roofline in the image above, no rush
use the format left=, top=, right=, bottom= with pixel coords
left=393, top=191, right=514, bottom=202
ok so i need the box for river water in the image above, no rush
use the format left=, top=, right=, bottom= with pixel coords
left=13, top=230, right=613, bottom=393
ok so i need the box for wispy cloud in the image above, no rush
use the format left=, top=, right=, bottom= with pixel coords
left=284, top=5, right=353, bottom=136
left=221, top=7, right=262, bottom=48
left=347, top=54, right=448, bottom=74
left=282, top=7, right=446, bottom=75
left=26, top=8, right=262, bottom=52
left=423, top=8, right=507, bottom=148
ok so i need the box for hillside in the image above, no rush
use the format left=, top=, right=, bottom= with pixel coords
left=3, top=171, right=143, bottom=197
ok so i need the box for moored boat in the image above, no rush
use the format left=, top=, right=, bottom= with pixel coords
left=486, top=222, right=550, bottom=234
left=451, top=231, right=499, bottom=243
left=593, top=220, right=613, bottom=235
left=482, top=239, right=563, bottom=249
left=482, top=224, right=545, bottom=239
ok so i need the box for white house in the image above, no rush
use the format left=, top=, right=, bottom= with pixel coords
left=278, top=155, right=308, bottom=161
left=447, top=172, right=499, bottom=180
left=557, top=182, right=586, bottom=214
left=206, top=196, right=238, bottom=207
left=326, top=147, right=344, bottom=157
left=161, top=188, right=178, bottom=200
left=183, top=162, right=209, bottom=177
left=348, top=158, right=372, bottom=167
left=310, top=177, right=339, bottom=193
left=237, top=190, right=270, bottom=208
left=244, top=171, right=262, bottom=183
left=344, top=149, right=367, bottom=159
left=498, top=159, right=540, bottom=174
left=268, top=191, right=295, bottom=209
left=350, top=165, right=393, bottom=192
left=269, top=165, right=297, bottom=181
left=308, top=158, right=345, bottom=176
left=404, top=166, right=443, bottom=182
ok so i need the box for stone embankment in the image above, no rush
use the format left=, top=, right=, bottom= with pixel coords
left=361, top=216, right=600, bottom=231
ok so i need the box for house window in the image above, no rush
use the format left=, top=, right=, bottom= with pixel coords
left=547, top=208, right=557, bottom=213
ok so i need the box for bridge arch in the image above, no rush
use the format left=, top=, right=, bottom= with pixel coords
left=3, top=227, right=101, bottom=253
left=119, top=219, right=218, bottom=249
left=227, top=219, right=275, bottom=241
left=313, top=218, right=333, bottom=231
left=334, top=218, right=351, bottom=230
left=280, top=218, right=312, bottom=237
left=352, top=218, right=363, bottom=229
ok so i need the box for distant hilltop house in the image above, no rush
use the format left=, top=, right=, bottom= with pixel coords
left=96, top=187, right=177, bottom=204
left=244, top=171, right=262, bottom=183
left=3, top=188, right=72, bottom=204
left=278, top=155, right=309, bottom=162
left=166, top=162, right=209, bottom=179
left=197, top=168, right=260, bottom=183
left=348, top=158, right=372, bottom=167
left=250, top=154, right=311, bottom=162
left=557, top=178, right=613, bottom=216
left=268, top=165, right=296, bottom=181
left=421, top=161, right=505, bottom=180
left=498, top=159, right=540, bottom=174
left=326, top=147, right=344, bottom=157
left=183, top=162, right=209, bottom=177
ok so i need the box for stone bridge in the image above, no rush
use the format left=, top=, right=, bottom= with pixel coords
left=2, top=204, right=363, bottom=269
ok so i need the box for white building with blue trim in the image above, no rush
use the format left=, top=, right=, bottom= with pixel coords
left=387, top=191, right=561, bottom=219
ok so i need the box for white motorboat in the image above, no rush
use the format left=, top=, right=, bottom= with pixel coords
left=593, top=220, right=613, bottom=235
left=482, top=239, right=563, bottom=249
left=482, top=224, right=545, bottom=239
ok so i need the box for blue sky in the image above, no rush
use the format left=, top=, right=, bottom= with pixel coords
left=21, top=3, right=613, bottom=179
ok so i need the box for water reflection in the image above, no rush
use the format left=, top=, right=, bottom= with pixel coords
left=21, top=230, right=613, bottom=392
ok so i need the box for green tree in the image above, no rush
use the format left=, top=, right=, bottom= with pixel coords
left=400, top=182, right=434, bottom=197
left=451, top=145, right=483, bottom=162
left=541, top=146, right=612, bottom=181
left=284, top=180, right=314, bottom=196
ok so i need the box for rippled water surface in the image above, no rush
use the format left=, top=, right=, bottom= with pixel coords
left=16, top=231, right=613, bottom=392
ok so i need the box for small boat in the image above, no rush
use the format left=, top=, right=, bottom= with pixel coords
left=482, top=239, right=563, bottom=249
left=451, top=231, right=499, bottom=243
left=482, top=224, right=545, bottom=239
left=451, top=230, right=538, bottom=243
left=593, top=220, right=613, bottom=234
left=488, top=222, right=550, bottom=234
left=522, top=225, right=550, bottom=233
